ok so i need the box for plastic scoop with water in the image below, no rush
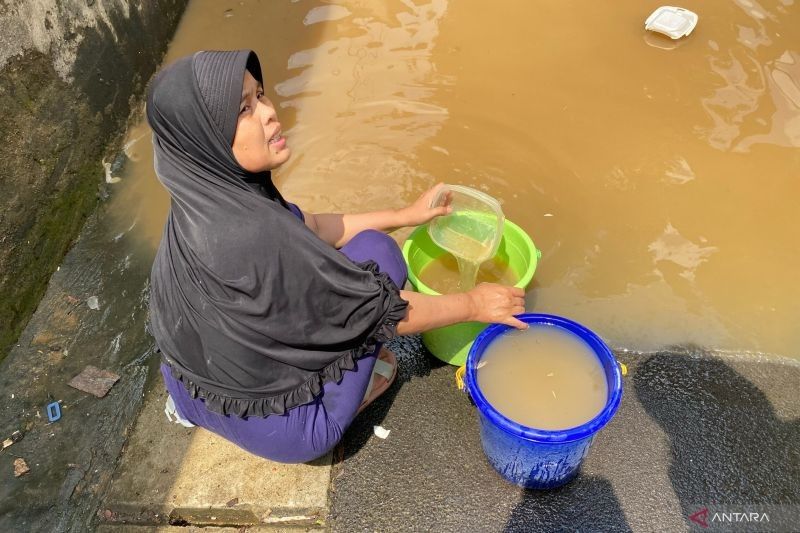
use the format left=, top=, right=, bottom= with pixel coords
left=428, top=185, right=505, bottom=291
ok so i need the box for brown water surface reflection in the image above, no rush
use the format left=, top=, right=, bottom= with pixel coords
left=110, top=0, right=800, bottom=357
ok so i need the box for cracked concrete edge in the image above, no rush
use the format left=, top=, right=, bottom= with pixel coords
left=96, top=525, right=325, bottom=532
left=98, top=503, right=328, bottom=529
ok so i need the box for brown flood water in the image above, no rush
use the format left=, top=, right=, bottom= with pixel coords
left=110, top=0, right=800, bottom=358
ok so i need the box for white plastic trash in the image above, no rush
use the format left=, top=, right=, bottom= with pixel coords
left=373, top=425, right=391, bottom=439
left=165, top=395, right=196, bottom=428
left=645, top=6, right=698, bottom=40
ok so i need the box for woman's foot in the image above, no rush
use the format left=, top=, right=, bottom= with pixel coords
left=357, top=348, right=397, bottom=414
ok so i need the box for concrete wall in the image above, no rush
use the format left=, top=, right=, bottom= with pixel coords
left=0, top=0, right=187, bottom=359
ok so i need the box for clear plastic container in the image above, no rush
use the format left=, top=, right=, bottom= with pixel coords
left=428, top=184, right=505, bottom=264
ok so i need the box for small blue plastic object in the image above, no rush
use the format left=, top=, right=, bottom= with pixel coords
left=45, top=401, right=61, bottom=423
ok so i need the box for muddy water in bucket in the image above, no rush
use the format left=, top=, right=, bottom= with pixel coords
left=477, top=326, right=608, bottom=430
left=466, top=314, right=623, bottom=489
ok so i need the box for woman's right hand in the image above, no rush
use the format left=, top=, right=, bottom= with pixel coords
left=467, top=283, right=528, bottom=329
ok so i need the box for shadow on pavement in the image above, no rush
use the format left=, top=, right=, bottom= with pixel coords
left=634, top=351, right=800, bottom=514
left=503, top=475, right=631, bottom=532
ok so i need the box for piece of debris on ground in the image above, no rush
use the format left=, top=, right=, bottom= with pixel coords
left=2, top=431, right=23, bottom=450
left=68, top=366, right=121, bottom=398
left=13, top=458, right=30, bottom=477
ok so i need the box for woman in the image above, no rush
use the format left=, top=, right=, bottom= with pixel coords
left=147, top=50, right=525, bottom=463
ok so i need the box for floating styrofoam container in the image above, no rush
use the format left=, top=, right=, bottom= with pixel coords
left=645, top=6, right=698, bottom=39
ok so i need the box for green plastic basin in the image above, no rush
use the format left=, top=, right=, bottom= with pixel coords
left=401, top=219, right=539, bottom=366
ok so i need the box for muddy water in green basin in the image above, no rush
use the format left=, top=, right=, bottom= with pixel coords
left=419, top=254, right=517, bottom=294
left=110, top=0, right=800, bottom=358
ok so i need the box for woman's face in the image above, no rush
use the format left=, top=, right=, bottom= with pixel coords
left=232, top=70, right=290, bottom=172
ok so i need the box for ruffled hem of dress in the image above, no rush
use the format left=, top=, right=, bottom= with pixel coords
left=166, top=347, right=356, bottom=418
left=353, top=259, right=408, bottom=344
left=166, top=259, right=408, bottom=419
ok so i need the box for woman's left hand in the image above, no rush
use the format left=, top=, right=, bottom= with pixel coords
left=399, top=183, right=453, bottom=227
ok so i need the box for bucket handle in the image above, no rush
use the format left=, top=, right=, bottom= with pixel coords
left=455, top=364, right=478, bottom=408
left=455, top=365, right=466, bottom=390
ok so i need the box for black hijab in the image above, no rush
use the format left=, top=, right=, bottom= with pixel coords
left=146, top=50, right=407, bottom=417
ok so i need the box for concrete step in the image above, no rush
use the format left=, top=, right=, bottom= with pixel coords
left=100, top=384, right=331, bottom=529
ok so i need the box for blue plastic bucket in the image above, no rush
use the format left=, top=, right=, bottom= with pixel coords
left=465, top=313, right=623, bottom=489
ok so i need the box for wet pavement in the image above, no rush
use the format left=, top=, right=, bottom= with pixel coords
left=329, top=337, right=800, bottom=532
left=0, top=140, right=335, bottom=531
left=0, top=176, right=156, bottom=531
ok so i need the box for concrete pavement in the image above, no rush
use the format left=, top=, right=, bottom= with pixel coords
left=328, top=336, right=800, bottom=532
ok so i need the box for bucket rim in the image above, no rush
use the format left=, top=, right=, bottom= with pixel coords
left=464, top=313, right=623, bottom=443
left=401, top=219, right=538, bottom=296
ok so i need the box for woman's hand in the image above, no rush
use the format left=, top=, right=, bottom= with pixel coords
left=467, top=283, right=528, bottom=329
left=398, top=183, right=453, bottom=227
